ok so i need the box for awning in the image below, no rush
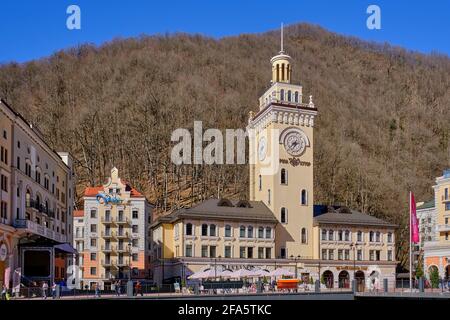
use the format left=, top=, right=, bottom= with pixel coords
left=54, top=243, right=77, bottom=254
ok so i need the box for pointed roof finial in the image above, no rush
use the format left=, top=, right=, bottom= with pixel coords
left=280, top=22, right=284, bottom=53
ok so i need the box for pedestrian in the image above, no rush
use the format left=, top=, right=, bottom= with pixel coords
left=1, top=284, right=7, bottom=300
left=42, top=281, right=48, bottom=299
left=94, top=282, right=101, bottom=298
left=51, top=282, right=57, bottom=299
left=135, top=281, right=143, bottom=297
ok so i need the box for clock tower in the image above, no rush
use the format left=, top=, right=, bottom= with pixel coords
left=248, top=27, right=318, bottom=259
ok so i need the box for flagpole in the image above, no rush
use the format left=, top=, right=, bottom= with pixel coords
left=409, top=191, right=412, bottom=291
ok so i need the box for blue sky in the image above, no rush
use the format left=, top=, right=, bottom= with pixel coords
left=0, top=0, right=449, bottom=63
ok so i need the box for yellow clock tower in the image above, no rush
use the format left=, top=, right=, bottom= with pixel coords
left=248, top=27, right=318, bottom=259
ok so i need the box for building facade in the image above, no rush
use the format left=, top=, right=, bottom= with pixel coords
left=150, top=36, right=397, bottom=289
left=423, top=170, right=450, bottom=280
left=78, top=167, right=152, bottom=289
left=0, top=99, right=75, bottom=288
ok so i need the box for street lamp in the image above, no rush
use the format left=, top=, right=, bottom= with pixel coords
left=213, top=255, right=222, bottom=279
left=290, top=255, right=301, bottom=279
left=128, top=241, right=132, bottom=281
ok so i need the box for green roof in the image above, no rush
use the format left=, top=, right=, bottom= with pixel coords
left=417, top=198, right=435, bottom=210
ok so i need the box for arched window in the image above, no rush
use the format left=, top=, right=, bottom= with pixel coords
left=185, top=223, right=193, bottom=236
left=268, top=189, right=271, bottom=205
left=280, top=169, right=287, bottom=185
left=45, top=200, right=49, bottom=214
left=369, top=231, right=374, bottom=242
left=240, top=226, right=246, bottom=238
left=322, top=229, right=327, bottom=240
left=258, top=227, right=264, bottom=238
left=301, top=228, right=307, bottom=244
left=26, top=189, right=31, bottom=207
left=281, top=63, right=285, bottom=81
left=287, top=90, right=292, bottom=101
left=345, top=230, right=350, bottom=242
left=328, top=230, right=334, bottom=241
left=225, top=225, right=232, bottom=237
left=280, top=89, right=285, bottom=101
left=265, top=227, right=271, bottom=239
left=209, top=224, right=216, bottom=237
left=36, top=194, right=41, bottom=208
left=201, top=224, right=208, bottom=236
left=276, top=64, right=280, bottom=82
left=280, top=207, right=287, bottom=223
left=387, top=232, right=392, bottom=243
left=258, top=175, right=262, bottom=191
left=357, top=231, right=362, bottom=242
left=287, top=65, right=290, bottom=81
left=338, top=230, right=343, bottom=241
left=247, top=226, right=254, bottom=238
left=294, top=91, right=299, bottom=103
left=376, top=231, right=381, bottom=242
left=301, top=189, right=307, bottom=205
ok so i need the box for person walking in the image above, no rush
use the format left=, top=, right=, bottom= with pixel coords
left=42, top=281, right=48, bottom=299
left=135, top=281, right=143, bottom=297
left=94, top=282, right=101, bottom=298
left=1, top=284, right=7, bottom=300
left=51, top=282, right=57, bottom=299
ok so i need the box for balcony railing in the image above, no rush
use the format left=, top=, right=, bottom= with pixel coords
left=116, top=231, right=130, bottom=239
left=116, top=217, right=130, bottom=224
left=101, top=216, right=115, bottom=224
left=437, top=224, right=450, bottom=232
left=101, top=245, right=117, bottom=252
left=101, top=231, right=116, bottom=238
left=442, top=195, right=450, bottom=202
left=26, top=199, right=55, bottom=217
left=101, top=259, right=117, bottom=267
left=13, top=219, right=66, bottom=243
left=116, top=246, right=131, bottom=254
left=116, top=260, right=129, bottom=267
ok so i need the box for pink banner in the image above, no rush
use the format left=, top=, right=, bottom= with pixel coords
left=410, top=192, right=420, bottom=243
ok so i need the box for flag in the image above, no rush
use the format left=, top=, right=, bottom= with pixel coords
left=410, top=192, right=420, bottom=243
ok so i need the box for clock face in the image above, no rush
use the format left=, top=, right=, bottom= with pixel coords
left=258, top=137, right=267, bottom=161
left=284, top=132, right=306, bottom=156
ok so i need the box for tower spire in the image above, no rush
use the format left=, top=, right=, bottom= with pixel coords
left=280, top=22, right=284, bottom=53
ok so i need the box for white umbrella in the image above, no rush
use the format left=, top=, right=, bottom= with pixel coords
left=269, top=268, right=295, bottom=277
left=230, top=268, right=255, bottom=278
left=188, top=270, right=206, bottom=280
left=220, top=270, right=234, bottom=278
left=254, top=269, right=271, bottom=277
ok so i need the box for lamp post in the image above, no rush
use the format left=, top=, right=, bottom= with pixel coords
left=128, top=241, right=132, bottom=281
left=213, top=255, right=222, bottom=279
left=290, top=255, right=301, bottom=279
left=350, top=243, right=356, bottom=290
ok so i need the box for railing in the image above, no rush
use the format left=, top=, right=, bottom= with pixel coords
left=101, top=216, right=115, bottom=223
left=442, top=195, right=450, bottom=202
left=116, top=217, right=130, bottom=224
left=101, top=231, right=116, bottom=237
left=101, top=245, right=117, bottom=252
left=101, top=259, right=116, bottom=267
left=437, top=224, right=450, bottom=232
left=116, top=231, right=130, bottom=238
left=13, top=219, right=66, bottom=243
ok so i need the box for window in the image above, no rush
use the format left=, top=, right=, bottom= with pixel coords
left=369, top=250, right=374, bottom=261
left=322, top=249, right=327, bottom=260
left=0, top=174, right=7, bottom=192
left=186, top=223, right=193, bottom=236
left=132, top=239, right=138, bottom=247
left=90, top=267, right=96, bottom=275
left=280, top=248, right=286, bottom=259
left=132, top=225, right=139, bottom=233
left=258, top=247, right=264, bottom=259
left=338, top=230, right=343, bottom=241
left=387, top=250, right=392, bottom=261
left=280, top=89, right=285, bottom=101
left=258, top=227, right=264, bottom=239
left=225, top=225, right=232, bottom=237
left=2, top=130, right=6, bottom=139
left=280, top=169, right=287, bottom=184
left=338, top=249, right=343, bottom=260
left=281, top=207, right=287, bottom=223
left=90, top=210, right=97, bottom=219
left=132, top=210, right=138, bottom=219
left=201, top=224, right=208, bottom=236
left=328, top=230, right=334, bottom=241
left=16, top=156, right=20, bottom=170
left=294, top=91, right=299, bottom=103
left=369, top=231, right=374, bottom=242
left=328, top=249, right=334, bottom=260
left=240, top=226, right=246, bottom=238
left=446, top=232, right=448, bottom=240
left=345, top=230, right=350, bottom=242
left=265, top=248, right=272, bottom=259
left=247, top=247, right=253, bottom=259
left=322, top=229, right=327, bottom=241
left=90, top=253, right=96, bottom=261
left=265, top=227, right=271, bottom=239
left=301, top=228, right=307, bottom=244
left=357, top=250, right=362, bottom=261
left=90, top=239, right=97, bottom=247
left=0, top=201, right=7, bottom=219
left=344, top=249, right=350, bottom=260
left=240, top=247, right=246, bottom=258
left=387, top=232, right=393, bottom=243
left=376, top=232, right=381, bottom=242
left=357, top=231, right=363, bottom=242
left=268, top=189, right=271, bottom=205
left=209, top=224, right=216, bottom=237
left=132, top=253, right=139, bottom=261
left=225, top=246, right=232, bottom=258
left=247, top=226, right=253, bottom=238
left=446, top=203, right=450, bottom=211
left=301, top=189, right=307, bottom=205
left=201, top=245, right=208, bottom=257
left=258, top=175, right=262, bottom=191
left=375, top=250, right=381, bottom=261
left=185, top=245, right=193, bottom=257
left=90, top=224, right=97, bottom=233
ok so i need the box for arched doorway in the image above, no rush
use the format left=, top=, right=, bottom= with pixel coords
left=322, top=270, right=334, bottom=288
left=355, top=271, right=365, bottom=292
left=338, top=270, right=350, bottom=288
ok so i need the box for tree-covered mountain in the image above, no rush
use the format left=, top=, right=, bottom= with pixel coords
left=1, top=23, right=449, bottom=265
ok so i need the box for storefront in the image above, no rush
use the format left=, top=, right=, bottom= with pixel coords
left=0, top=228, right=14, bottom=288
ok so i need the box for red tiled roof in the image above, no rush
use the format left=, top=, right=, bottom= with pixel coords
left=73, top=210, right=84, bottom=217
left=83, top=182, right=144, bottom=198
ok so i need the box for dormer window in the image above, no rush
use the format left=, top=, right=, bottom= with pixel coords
left=217, top=199, right=233, bottom=207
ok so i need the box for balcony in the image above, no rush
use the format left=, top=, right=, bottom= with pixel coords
left=101, top=231, right=116, bottom=238
left=101, top=245, right=117, bottom=253
left=437, top=224, right=450, bottom=232
left=116, top=231, right=130, bottom=239
left=101, top=216, right=115, bottom=224
left=116, top=246, right=131, bottom=254
left=101, top=259, right=117, bottom=267
left=13, top=219, right=67, bottom=243
left=116, top=260, right=129, bottom=267
left=442, top=195, right=450, bottom=202
left=116, top=217, right=130, bottom=224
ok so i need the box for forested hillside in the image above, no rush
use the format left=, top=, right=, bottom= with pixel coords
left=1, top=24, right=449, bottom=265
